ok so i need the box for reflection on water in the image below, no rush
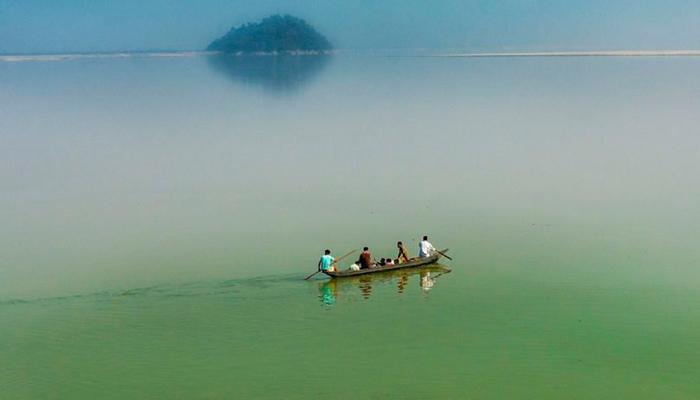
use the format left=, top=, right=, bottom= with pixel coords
left=358, top=276, right=373, bottom=300
left=207, top=53, right=330, bottom=92
left=397, top=274, right=408, bottom=294
left=317, top=265, right=452, bottom=306
left=319, top=280, right=337, bottom=306
left=419, top=271, right=436, bottom=291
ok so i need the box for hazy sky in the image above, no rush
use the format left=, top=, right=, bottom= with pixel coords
left=1, top=0, right=699, bottom=53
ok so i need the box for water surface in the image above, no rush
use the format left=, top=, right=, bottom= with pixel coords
left=1, top=52, right=699, bottom=399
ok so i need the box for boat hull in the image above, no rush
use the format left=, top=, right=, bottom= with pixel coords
left=322, top=249, right=448, bottom=278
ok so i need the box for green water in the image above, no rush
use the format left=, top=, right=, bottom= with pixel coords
left=1, top=53, right=700, bottom=398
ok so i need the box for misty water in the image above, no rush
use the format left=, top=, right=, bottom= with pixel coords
left=1, top=52, right=700, bottom=399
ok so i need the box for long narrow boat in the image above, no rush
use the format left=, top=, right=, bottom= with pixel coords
left=322, top=249, right=449, bottom=278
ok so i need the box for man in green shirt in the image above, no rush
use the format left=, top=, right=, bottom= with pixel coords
left=318, top=249, right=336, bottom=272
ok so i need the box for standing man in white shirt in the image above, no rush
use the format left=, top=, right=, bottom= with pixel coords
left=419, top=235, right=436, bottom=257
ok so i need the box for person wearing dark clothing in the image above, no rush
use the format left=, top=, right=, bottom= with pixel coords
left=358, top=247, right=374, bottom=269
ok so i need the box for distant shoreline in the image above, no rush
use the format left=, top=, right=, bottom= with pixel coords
left=0, top=50, right=332, bottom=63
left=3, top=49, right=700, bottom=63
left=0, top=51, right=212, bottom=63
left=426, top=50, right=700, bottom=58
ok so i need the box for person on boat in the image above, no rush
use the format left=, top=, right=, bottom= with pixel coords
left=397, top=241, right=410, bottom=263
left=419, top=236, right=436, bottom=258
left=379, top=258, right=386, bottom=266
left=357, top=247, right=374, bottom=269
left=385, top=258, right=395, bottom=266
left=318, top=249, right=336, bottom=272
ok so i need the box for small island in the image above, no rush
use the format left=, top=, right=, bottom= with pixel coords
left=207, top=15, right=332, bottom=54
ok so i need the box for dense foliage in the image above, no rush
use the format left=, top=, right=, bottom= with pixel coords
left=207, top=15, right=332, bottom=53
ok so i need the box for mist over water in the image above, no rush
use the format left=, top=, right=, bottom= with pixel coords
left=2, top=53, right=700, bottom=398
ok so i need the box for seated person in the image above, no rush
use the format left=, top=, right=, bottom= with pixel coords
left=385, top=258, right=395, bottom=266
left=379, top=258, right=386, bottom=266
left=318, top=249, right=336, bottom=272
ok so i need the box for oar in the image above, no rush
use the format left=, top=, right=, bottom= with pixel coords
left=304, top=249, right=357, bottom=280
left=435, top=249, right=452, bottom=260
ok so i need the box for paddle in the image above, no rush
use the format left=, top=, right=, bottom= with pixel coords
left=435, top=249, right=453, bottom=261
left=304, top=249, right=358, bottom=280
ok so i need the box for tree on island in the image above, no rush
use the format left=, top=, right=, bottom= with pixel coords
left=207, top=15, right=332, bottom=54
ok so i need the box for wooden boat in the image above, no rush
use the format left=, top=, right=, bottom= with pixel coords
left=322, top=249, right=449, bottom=278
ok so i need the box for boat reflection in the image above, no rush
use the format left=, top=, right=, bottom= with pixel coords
left=317, top=265, right=451, bottom=306
left=207, top=53, right=331, bottom=93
